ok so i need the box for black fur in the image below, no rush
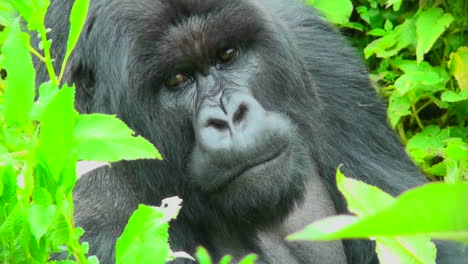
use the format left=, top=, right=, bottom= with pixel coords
left=37, top=0, right=467, bottom=263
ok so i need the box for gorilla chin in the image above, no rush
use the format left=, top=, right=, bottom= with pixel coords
left=39, top=0, right=467, bottom=263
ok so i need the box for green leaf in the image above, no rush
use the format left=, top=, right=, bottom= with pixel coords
left=290, top=182, right=468, bottom=241
left=115, top=205, right=169, bottom=264
left=387, top=92, right=411, bottom=128
left=73, top=114, right=162, bottom=162
left=364, top=18, right=416, bottom=59
left=37, top=85, right=77, bottom=176
left=416, top=8, right=454, bottom=63
left=375, top=236, right=436, bottom=264
left=30, top=81, right=59, bottom=120
left=238, top=254, right=258, bottom=264
left=392, top=60, right=449, bottom=95
left=60, top=0, right=90, bottom=80
left=4, top=0, right=33, bottom=25
left=336, top=168, right=395, bottom=216
left=406, top=126, right=450, bottom=165
left=444, top=139, right=468, bottom=161
left=306, top=0, right=353, bottom=25
left=196, top=247, right=213, bottom=264
left=448, top=46, right=468, bottom=90
left=27, top=203, right=57, bottom=242
left=441, top=90, right=468, bottom=102
left=1, top=19, right=35, bottom=127
left=385, top=0, right=402, bottom=11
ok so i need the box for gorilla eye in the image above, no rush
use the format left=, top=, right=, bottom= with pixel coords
left=217, top=48, right=239, bottom=64
left=165, top=73, right=189, bottom=89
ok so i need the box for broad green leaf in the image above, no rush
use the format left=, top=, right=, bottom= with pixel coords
left=441, top=90, right=468, bottom=102
left=238, top=254, right=258, bottom=264
left=444, top=159, right=462, bottom=183
left=115, top=205, right=169, bottom=264
left=375, top=236, right=436, bottom=264
left=306, top=0, right=353, bottom=25
left=387, top=92, right=411, bottom=128
left=0, top=165, right=17, bottom=211
left=196, top=247, right=213, bottom=264
left=27, top=203, right=57, bottom=242
left=4, top=0, right=33, bottom=24
left=289, top=171, right=438, bottom=263
left=73, top=114, right=162, bottom=162
left=30, top=81, right=59, bottom=120
left=406, top=126, right=450, bottom=165
left=37, top=86, right=77, bottom=176
left=60, top=0, right=90, bottom=80
left=1, top=19, right=35, bottom=127
left=385, top=0, right=402, bottom=11
left=364, top=18, right=416, bottom=59
left=448, top=46, right=468, bottom=90
left=289, top=182, right=468, bottom=241
left=336, top=168, right=395, bottom=216
left=27, top=0, right=49, bottom=32
left=392, top=60, right=449, bottom=95
left=416, top=8, right=453, bottom=63
left=219, top=255, right=233, bottom=264
left=0, top=2, right=14, bottom=26
left=444, top=139, right=468, bottom=161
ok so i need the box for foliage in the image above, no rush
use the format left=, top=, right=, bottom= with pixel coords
left=289, top=169, right=468, bottom=264
left=308, top=0, right=468, bottom=183
left=0, top=0, right=161, bottom=263
left=196, top=247, right=257, bottom=264
left=116, top=197, right=185, bottom=264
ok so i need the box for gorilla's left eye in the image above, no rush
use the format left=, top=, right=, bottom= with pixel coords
left=164, top=73, right=189, bottom=89
left=217, top=48, right=239, bottom=64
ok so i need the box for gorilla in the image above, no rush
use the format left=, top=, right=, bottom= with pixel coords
left=37, top=0, right=466, bottom=263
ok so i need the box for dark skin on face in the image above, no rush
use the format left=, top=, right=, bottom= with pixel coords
left=39, top=0, right=467, bottom=263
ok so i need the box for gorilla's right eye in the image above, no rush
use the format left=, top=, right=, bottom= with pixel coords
left=164, top=73, right=189, bottom=89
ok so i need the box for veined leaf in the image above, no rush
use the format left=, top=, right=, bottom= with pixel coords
left=73, top=114, right=162, bottom=162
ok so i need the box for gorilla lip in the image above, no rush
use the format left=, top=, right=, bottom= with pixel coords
left=217, top=145, right=289, bottom=191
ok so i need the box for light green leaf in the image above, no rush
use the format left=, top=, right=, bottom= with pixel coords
left=196, top=247, right=213, bottom=264
left=307, top=0, right=353, bottom=25
left=416, top=8, right=453, bottom=63
left=1, top=19, right=35, bottom=127
left=375, top=236, right=436, bottom=264
left=30, top=81, right=59, bottom=120
left=289, top=182, right=468, bottom=241
left=28, top=203, right=57, bottom=242
left=73, top=114, right=162, bottom=162
left=238, top=254, right=258, bottom=264
left=406, top=126, right=450, bottom=165
left=336, top=168, right=395, bottom=216
left=448, top=46, right=468, bottom=90
left=387, top=92, right=411, bottom=128
left=37, top=86, right=77, bottom=176
left=364, top=18, right=416, bottom=59
left=386, top=0, right=402, bottom=11
left=60, top=0, right=90, bottom=80
left=441, top=90, right=468, bottom=102
left=115, top=205, right=169, bottom=264
left=392, top=60, right=449, bottom=95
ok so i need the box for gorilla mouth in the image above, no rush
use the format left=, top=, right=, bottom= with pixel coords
left=216, top=145, right=290, bottom=191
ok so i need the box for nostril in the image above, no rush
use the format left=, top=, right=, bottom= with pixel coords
left=207, top=118, right=229, bottom=130
left=233, top=104, right=248, bottom=124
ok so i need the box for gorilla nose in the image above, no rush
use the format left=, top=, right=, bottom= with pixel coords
left=195, top=93, right=265, bottom=151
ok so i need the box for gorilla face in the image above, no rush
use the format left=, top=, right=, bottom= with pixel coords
left=72, top=0, right=319, bottom=225
left=42, top=0, right=468, bottom=263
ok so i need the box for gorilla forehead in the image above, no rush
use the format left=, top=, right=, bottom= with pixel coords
left=134, top=0, right=265, bottom=72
